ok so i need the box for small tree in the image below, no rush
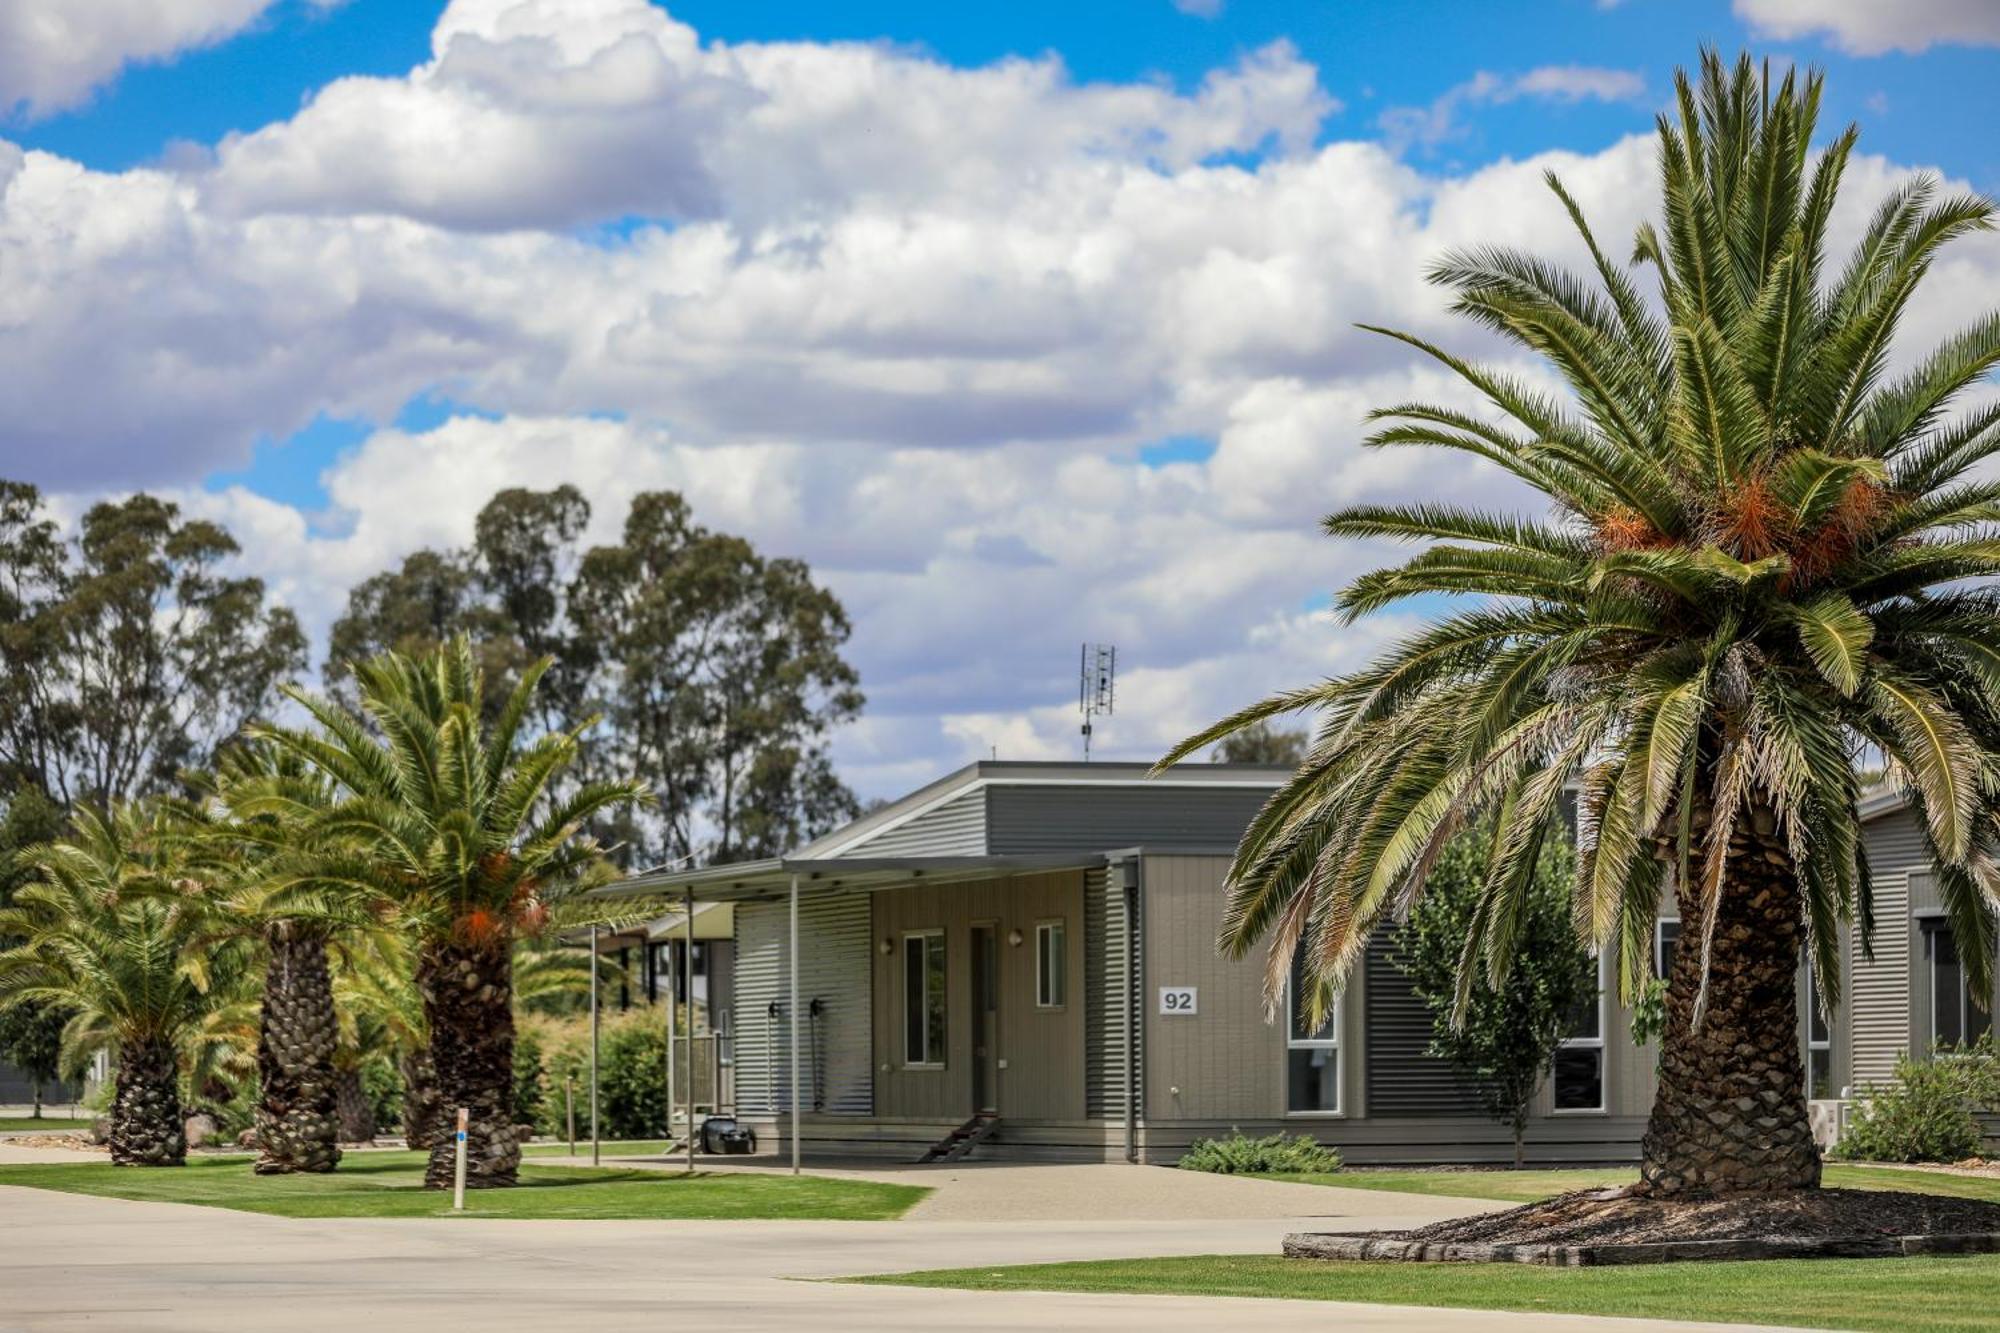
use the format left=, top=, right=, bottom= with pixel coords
left=1394, top=822, right=1596, bottom=1167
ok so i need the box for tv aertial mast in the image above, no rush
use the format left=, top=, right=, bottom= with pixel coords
left=1079, top=642, right=1115, bottom=761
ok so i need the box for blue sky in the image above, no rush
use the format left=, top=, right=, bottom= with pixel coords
left=6, top=0, right=2000, bottom=788
left=18, top=1, right=2000, bottom=186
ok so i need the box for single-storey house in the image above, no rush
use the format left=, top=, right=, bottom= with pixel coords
left=600, top=763, right=1992, bottom=1165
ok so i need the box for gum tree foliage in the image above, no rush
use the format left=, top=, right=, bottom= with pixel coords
left=327, top=486, right=863, bottom=866
left=1211, top=721, right=1307, bottom=765
left=0, top=482, right=306, bottom=809
left=1393, top=824, right=1597, bottom=1167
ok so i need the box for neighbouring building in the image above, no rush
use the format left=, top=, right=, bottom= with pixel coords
left=597, top=762, right=1995, bottom=1165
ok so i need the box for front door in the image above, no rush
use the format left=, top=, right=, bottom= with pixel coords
left=970, top=924, right=1000, bottom=1113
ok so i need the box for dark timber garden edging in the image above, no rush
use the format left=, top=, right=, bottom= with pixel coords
left=1283, top=1230, right=2000, bottom=1267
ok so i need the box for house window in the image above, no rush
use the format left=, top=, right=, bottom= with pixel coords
left=1655, top=919, right=1679, bottom=980
left=1285, top=953, right=1340, bottom=1114
left=1035, top=921, right=1067, bottom=1009
left=1925, top=920, right=1993, bottom=1049
left=1553, top=955, right=1605, bottom=1112
left=1806, top=968, right=1832, bottom=1098
left=902, top=932, right=947, bottom=1067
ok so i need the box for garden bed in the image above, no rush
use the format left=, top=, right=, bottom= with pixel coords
left=1284, top=1187, right=2000, bottom=1267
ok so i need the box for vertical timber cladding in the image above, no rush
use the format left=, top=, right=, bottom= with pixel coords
left=869, top=870, right=1088, bottom=1120
left=1140, top=854, right=1284, bottom=1120
left=732, top=892, right=873, bottom=1115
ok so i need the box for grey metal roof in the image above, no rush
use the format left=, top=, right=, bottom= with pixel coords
left=594, top=852, right=1109, bottom=904
left=795, top=759, right=1288, bottom=858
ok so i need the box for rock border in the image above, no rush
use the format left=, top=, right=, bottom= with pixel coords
left=1283, top=1229, right=2000, bottom=1267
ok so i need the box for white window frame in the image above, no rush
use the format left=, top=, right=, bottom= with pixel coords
left=1655, top=918, right=1679, bottom=979
left=1034, top=919, right=1067, bottom=1010
left=1552, top=953, right=1607, bottom=1115
left=1283, top=967, right=1342, bottom=1118
left=901, top=930, right=946, bottom=1070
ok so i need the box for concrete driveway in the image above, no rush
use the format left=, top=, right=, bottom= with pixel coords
left=0, top=1144, right=1796, bottom=1332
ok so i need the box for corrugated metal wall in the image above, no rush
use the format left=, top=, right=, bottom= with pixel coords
left=733, top=893, right=874, bottom=1115
left=844, top=788, right=989, bottom=857
left=1362, top=936, right=1493, bottom=1116
left=987, top=786, right=1272, bottom=854
left=1084, top=863, right=1133, bottom=1119
left=1850, top=806, right=1927, bottom=1088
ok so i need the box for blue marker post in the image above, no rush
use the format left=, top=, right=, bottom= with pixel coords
left=452, top=1107, right=469, bottom=1211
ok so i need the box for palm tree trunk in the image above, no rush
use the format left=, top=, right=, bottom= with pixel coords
left=334, top=1067, right=377, bottom=1143
left=1640, top=797, right=1821, bottom=1195
left=417, top=938, right=520, bottom=1189
left=109, top=1037, right=185, bottom=1167
left=254, top=924, right=342, bottom=1175
left=399, top=1047, right=444, bottom=1150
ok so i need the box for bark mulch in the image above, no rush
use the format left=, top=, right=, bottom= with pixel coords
left=0, top=1133, right=105, bottom=1153
left=1402, top=1187, right=2000, bottom=1246
left=1284, top=1188, right=2000, bottom=1266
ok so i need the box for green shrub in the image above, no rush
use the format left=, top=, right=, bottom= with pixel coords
left=596, top=1016, right=668, bottom=1140
left=512, top=1030, right=547, bottom=1130
left=360, top=1057, right=403, bottom=1129
left=1833, top=1040, right=1999, bottom=1163
left=1179, top=1130, right=1341, bottom=1175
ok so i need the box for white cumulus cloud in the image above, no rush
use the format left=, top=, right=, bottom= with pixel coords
left=1379, top=65, right=1646, bottom=153
left=0, top=0, right=336, bottom=120
left=1734, top=0, right=2000, bottom=55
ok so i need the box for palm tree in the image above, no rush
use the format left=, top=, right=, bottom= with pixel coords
left=185, top=745, right=348, bottom=1174
left=331, top=929, right=594, bottom=1151
left=0, top=806, right=234, bottom=1166
left=1165, top=51, right=2000, bottom=1197
left=250, top=638, right=645, bottom=1188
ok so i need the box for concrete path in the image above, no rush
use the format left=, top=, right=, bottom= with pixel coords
left=535, top=1150, right=1487, bottom=1223
left=0, top=1144, right=1805, bottom=1332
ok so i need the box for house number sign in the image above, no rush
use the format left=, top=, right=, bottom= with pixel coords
left=1158, top=986, right=1197, bottom=1015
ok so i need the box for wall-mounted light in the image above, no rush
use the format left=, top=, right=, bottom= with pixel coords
left=1007, top=928, right=1024, bottom=947
left=879, top=938, right=893, bottom=955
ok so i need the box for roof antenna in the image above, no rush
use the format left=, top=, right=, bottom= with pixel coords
left=1079, top=642, right=1116, bottom=761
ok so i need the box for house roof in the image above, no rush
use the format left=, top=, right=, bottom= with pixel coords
left=594, top=852, right=1112, bottom=904
left=1857, top=784, right=1911, bottom=822
left=797, top=758, right=1287, bottom=858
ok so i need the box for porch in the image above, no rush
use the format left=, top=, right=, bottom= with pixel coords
left=595, top=852, right=1116, bottom=1168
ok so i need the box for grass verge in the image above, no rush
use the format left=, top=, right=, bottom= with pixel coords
left=1256, top=1164, right=2000, bottom=1205
left=520, top=1138, right=676, bottom=1157
left=850, top=1252, right=2000, bottom=1330
left=0, top=1151, right=924, bottom=1220
left=0, top=1116, right=92, bottom=1133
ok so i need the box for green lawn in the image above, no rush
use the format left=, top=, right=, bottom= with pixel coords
left=520, top=1138, right=677, bottom=1157
left=1261, top=1164, right=2000, bottom=1205
left=852, top=1252, right=2000, bottom=1331
left=0, top=1116, right=92, bottom=1133
left=0, top=1152, right=925, bottom=1220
